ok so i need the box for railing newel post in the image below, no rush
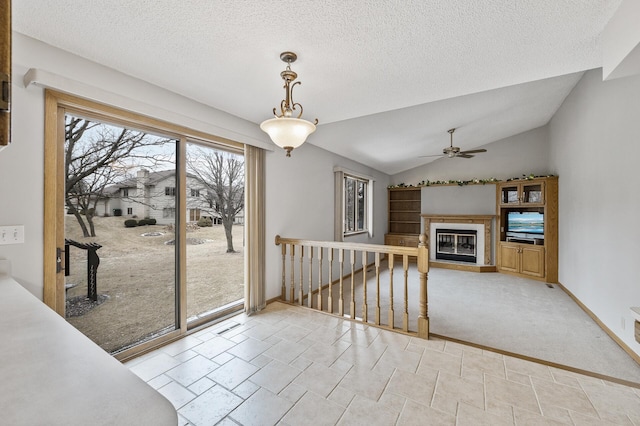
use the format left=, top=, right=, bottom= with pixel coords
left=417, top=233, right=430, bottom=339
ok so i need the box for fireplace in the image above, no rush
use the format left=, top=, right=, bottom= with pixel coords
left=436, top=229, right=477, bottom=263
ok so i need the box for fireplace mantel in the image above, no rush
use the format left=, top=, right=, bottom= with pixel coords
left=422, top=214, right=496, bottom=270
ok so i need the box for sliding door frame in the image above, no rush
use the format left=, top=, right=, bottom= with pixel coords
left=43, top=90, right=246, bottom=359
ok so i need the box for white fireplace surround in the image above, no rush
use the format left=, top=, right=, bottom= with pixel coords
left=422, top=215, right=495, bottom=266
left=432, top=223, right=484, bottom=264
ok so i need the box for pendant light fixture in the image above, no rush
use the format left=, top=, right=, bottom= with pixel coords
left=260, top=51, right=318, bottom=157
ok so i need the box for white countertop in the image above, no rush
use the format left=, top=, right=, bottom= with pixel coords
left=0, top=260, right=177, bottom=425
left=631, top=307, right=640, bottom=322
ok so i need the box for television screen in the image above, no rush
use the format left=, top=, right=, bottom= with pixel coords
left=507, top=211, right=544, bottom=234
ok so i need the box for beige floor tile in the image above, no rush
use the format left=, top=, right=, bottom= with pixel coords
left=373, top=329, right=412, bottom=349
left=456, top=402, right=514, bottom=426
left=263, top=338, right=311, bottom=364
left=372, top=346, right=422, bottom=376
left=435, top=370, right=485, bottom=411
left=191, top=335, right=236, bottom=359
left=338, top=395, right=399, bottom=426
left=397, top=400, right=455, bottom=426
left=165, top=355, right=219, bottom=387
left=339, top=365, right=391, bottom=401
left=227, top=337, right=272, bottom=361
left=187, top=376, right=215, bottom=395
left=274, top=324, right=313, bottom=342
left=338, top=341, right=387, bottom=369
left=249, top=359, right=302, bottom=394
left=385, top=368, right=437, bottom=403
left=504, top=356, right=554, bottom=381
left=327, top=385, right=356, bottom=408
left=417, top=347, right=463, bottom=376
left=242, top=322, right=282, bottom=341
left=431, top=391, right=459, bottom=415
left=579, top=379, right=640, bottom=417
left=178, top=385, right=243, bottom=426
left=410, top=337, right=446, bottom=351
left=463, top=351, right=506, bottom=379
left=290, top=355, right=313, bottom=371
left=340, top=327, right=380, bottom=347
left=281, top=391, right=345, bottom=426
left=147, top=373, right=172, bottom=389
left=293, top=362, right=347, bottom=398
left=228, top=388, right=293, bottom=426
left=129, top=352, right=182, bottom=382
left=505, top=369, right=532, bottom=386
left=300, top=340, right=351, bottom=366
left=161, top=335, right=205, bottom=357
left=485, top=373, right=540, bottom=413
left=378, top=392, right=406, bottom=414
left=279, top=382, right=307, bottom=404
left=513, top=406, right=569, bottom=425
left=232, top=379, right=260, bottom=400
left=206, top=356, right=259, bottom=390
left=531, top=377, right=599, bottom=418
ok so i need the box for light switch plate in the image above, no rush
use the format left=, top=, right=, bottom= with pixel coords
left=0, top=225, right=25, bottom=245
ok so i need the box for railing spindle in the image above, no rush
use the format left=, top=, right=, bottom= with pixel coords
left=362, top=251, right=368, bottom=322
left=338, top=248, right=344, bottom=316
left=308, top=246, right=314, bottom=308
left=299, top=246, right=304, bottom=306
left=350, top=249, right=356, bottom=319
left=388, top=253, right=395, bottom=329
left=328, top=248, right=334, bottom=314
left=375, top=252, right=381, bottom=325
left=281, top=242, right=287, bottom=301
left=317, top=247, right=323, bottom=311
left=290, top=245, right=295, bottom=303
left=403, top=254, right=409, bottom=332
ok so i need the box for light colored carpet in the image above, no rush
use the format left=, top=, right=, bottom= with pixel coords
left=316, top=262, right=640, bottom=384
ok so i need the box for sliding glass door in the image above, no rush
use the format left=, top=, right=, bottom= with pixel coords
left=44, top=91, right=247, bottom=358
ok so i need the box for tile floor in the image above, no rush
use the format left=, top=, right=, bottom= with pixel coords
left=126, top=302, right=640, bottom=425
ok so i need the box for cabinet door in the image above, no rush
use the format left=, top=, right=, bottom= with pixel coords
left=520, top=182, right=545, bottom=206
left=499, top=244, right=519, bottom=273
left=499, top=184, right=521, bottom=205
left=520, top=246, right=545, bottom=278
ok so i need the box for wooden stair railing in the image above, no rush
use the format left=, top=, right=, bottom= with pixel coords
left=274, top=235, right=429, bottom=339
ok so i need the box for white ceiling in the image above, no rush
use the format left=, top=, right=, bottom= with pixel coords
left=13, top=0, right=622, bottom=174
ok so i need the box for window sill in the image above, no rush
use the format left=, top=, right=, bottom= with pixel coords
left=343, top=231, right=369, bottom=238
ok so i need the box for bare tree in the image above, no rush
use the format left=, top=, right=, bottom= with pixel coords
left=65, top=116, right=172, bottom=237
left=187, top=148, right=244, bottom=252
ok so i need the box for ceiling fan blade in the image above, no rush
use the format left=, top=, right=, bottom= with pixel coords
left=456, top=154, right=474, bottom=158
left=418, top=154, right=445, bottom=158
left=459, top=149, right=487, bottom=155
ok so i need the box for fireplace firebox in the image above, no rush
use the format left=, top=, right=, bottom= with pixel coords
left=435, top=229, right=477, bottom=263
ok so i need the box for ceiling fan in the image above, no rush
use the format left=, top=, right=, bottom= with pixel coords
left=422, top=128, right=487, bottom=159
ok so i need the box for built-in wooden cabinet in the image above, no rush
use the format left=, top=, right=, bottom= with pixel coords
left=499, top=243, right=545, bottom=278
left=496, top=176, right=558, bottom=283
left=385, top=187, right=421, bottom=250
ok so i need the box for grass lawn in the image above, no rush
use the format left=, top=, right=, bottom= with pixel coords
left=65, top=216, right=244, bottom=353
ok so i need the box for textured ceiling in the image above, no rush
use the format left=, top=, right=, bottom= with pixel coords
left=13, top=0, right=622, bottom=174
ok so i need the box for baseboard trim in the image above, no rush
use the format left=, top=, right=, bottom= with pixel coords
left=429, top=332, right=640, bottom=389
left=556, top=281, right=640, bottom=367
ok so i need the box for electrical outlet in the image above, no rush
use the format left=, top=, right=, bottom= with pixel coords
left=621, top=316, right=626, bottom=330
left=0, top=225, right=25, bottom=245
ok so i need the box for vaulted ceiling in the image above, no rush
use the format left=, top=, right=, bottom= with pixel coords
left=13, top=0, right=623, bottom=174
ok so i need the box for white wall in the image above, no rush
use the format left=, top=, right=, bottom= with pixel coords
left=392, top=126, right=550, bottom=186
left=0, top=33, right=389, bottom=300
left=549, top=68, right=640, bottom=356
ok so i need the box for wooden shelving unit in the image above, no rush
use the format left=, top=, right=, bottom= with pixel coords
left=496, top=176, right=558, bottom=282
left=385, top=187, right=421, bottom=249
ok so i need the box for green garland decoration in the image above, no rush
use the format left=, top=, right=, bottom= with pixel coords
left=388, top=174, right=555, bottom=189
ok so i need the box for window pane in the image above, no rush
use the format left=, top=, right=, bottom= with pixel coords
left=185, top=143, right=245, bottom=323
left=345, top=177, right=355, bottom=232
left=64, top=114, right=177, bottom=354
left=357, top=180, right=366, bottom=231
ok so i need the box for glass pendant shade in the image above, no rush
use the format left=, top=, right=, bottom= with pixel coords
left=260, top=117, right=316, bottom=156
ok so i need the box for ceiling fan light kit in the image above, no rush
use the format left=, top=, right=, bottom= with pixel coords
left=260, top=51, right=318, bottom=157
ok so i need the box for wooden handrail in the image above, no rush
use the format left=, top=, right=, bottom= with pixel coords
left=275, top=234, right=430, bottom=338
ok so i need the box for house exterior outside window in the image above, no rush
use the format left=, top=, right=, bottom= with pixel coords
left=165, top=187, right=176, bottom=196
